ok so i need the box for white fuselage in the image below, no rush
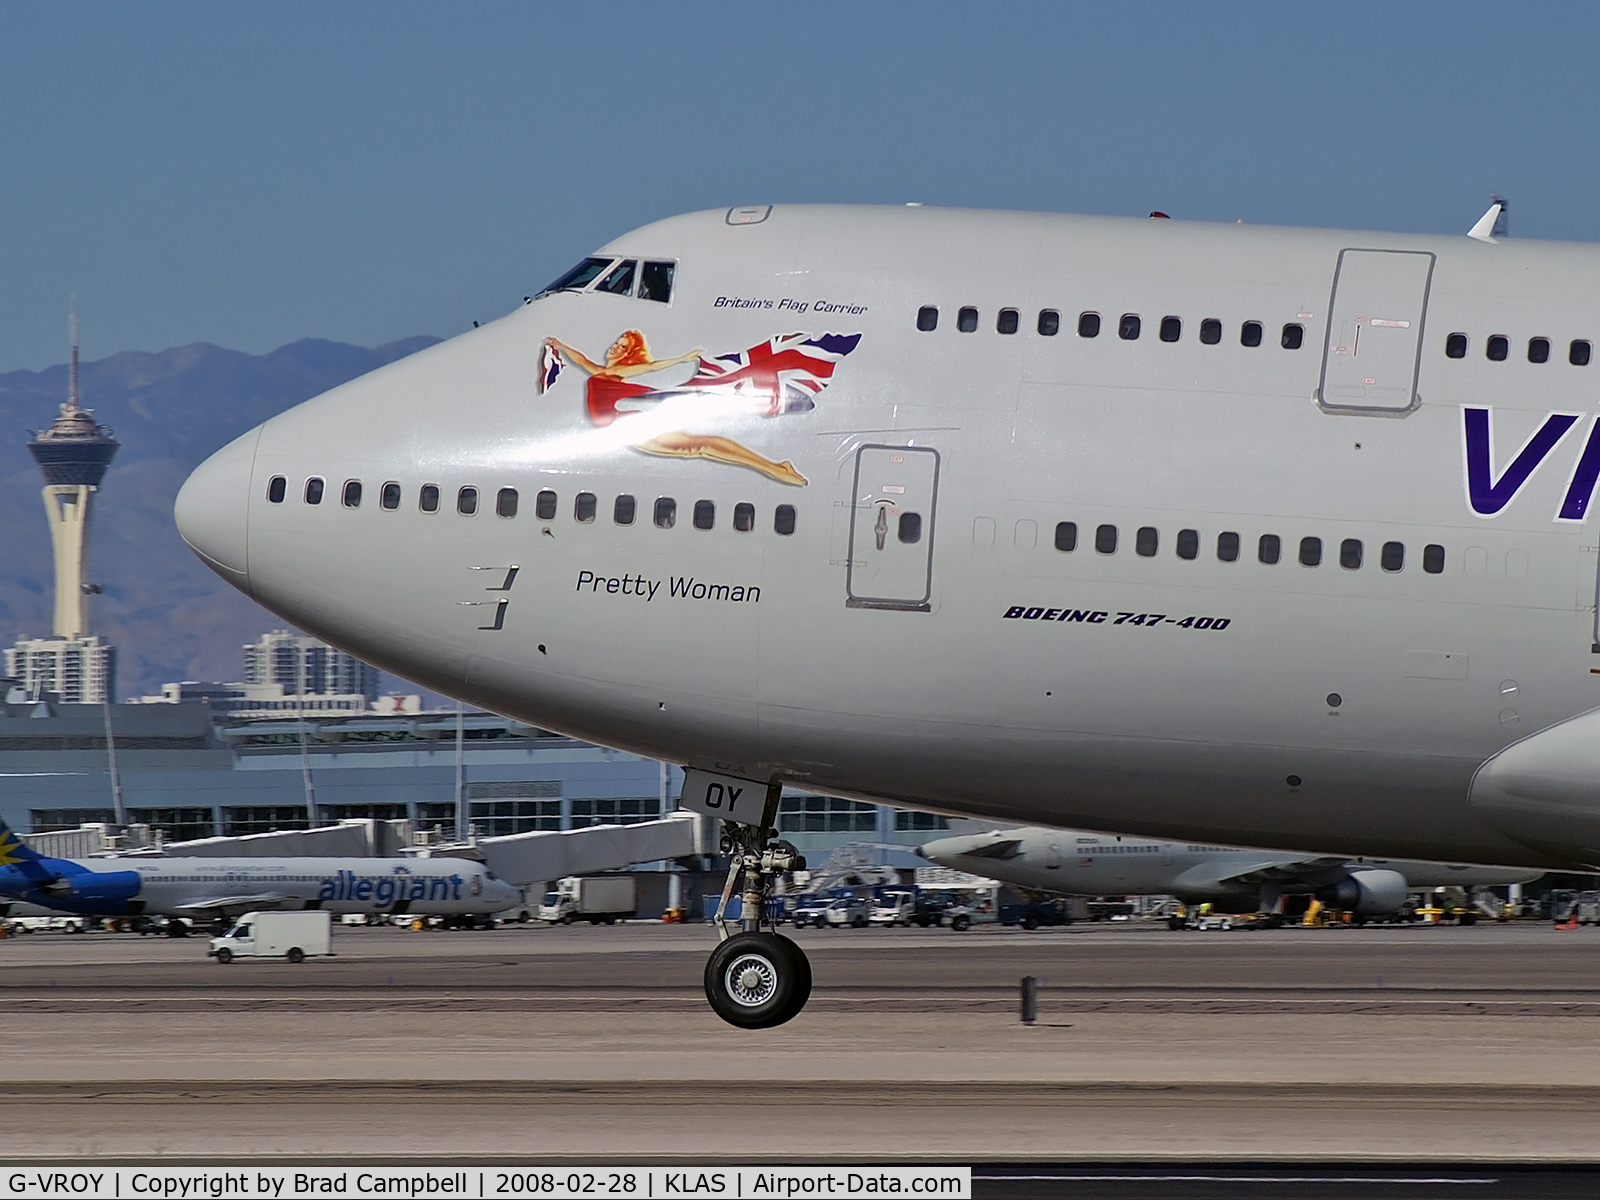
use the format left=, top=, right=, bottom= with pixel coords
left=72, top=855, right=520, bottom=918
left=917, top=826, right=1540, bottom=903
left=177, top=204, right=1600, bottom=871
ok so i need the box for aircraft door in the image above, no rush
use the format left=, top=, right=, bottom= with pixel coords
left=846, top=445, right=940, bottom=612
left=1317, top=249, right=1435, bottom=413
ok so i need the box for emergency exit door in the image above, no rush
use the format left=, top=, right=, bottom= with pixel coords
left=1317, top=249, right=1435, bottom=413
left=846, top=444, right=940, bottom=611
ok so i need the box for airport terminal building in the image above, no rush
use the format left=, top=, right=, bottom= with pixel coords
left=0, top=698, right=948, bottom=865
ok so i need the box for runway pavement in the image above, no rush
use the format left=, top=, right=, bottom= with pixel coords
left=2, top=920, right=1599, bottom=1170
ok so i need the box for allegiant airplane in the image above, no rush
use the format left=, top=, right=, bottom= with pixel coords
left=0, top=817, right=522, bottom=932
left=174, top=200, right=1600, bottom=1025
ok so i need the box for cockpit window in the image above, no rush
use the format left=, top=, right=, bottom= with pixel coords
left=638, top=261, right=675, bottom=303
left=539, top=256, right=613, bottom=296
left=595, top=260, right=637, bottom=296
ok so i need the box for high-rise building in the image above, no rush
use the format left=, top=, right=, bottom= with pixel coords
left=243, top=630, right=381, bottom=704
left=6, top=302, right=119, bottom=703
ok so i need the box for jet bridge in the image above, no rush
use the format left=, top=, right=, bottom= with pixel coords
left=469, top=812, right=703, bottom=887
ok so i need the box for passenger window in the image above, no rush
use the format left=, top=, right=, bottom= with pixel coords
left=304, top=477, right=324, bottom=505
left=1258, top=534, right=1281, bottom=564
left=1199, top=319, right=1222, bottom=345
left=573, top=492, right=597, bottom=523
left=419, top=484, right=440, bottom=513
left=1446, top=333, right=1468, bottom=359
left=1340, top=538, right=1363, bottom=569
left=1423, top=543, right=1446, bottom=574
left=1119, top=314, right=1141, bottom=340
left=997, top=309, right=1019, bottom=335
left=595, top=259, right=637, bottom=296
left=1281, top=323, right=1304, bottom=350
left=1054, top=521, right=1077, bottom=552
left=1381, top=541, right=1404, bottom=572
left=539, top=256, right=612, bottom=296
left=1486, top=335, right=1509, bottom=361
left=958, top=307, right=979, bottom=333
left=1572, top=340, right=1592, bottom=366
left=1136, top=526, right=1158, bottom=557
left=1299, top=536, right=1322, bottom=567
left=500, top=488, right=522, bottom=518
left=916, top=306, right=939, bottom=332
left=534, top=489, right=556, bottom=520
left=1529, top=337, right=1551, bottom=364
left=774, top=504, right=797, bottom=535
left=693, top=499, right=715, bottom=530
left=1095, top=524, right=1117, bottom=554
left=614, top=494, right=636, bottom=525
left=638, top=261, right=675, bottom=303
left=457, top=487, right=478, bottom=515
left=267, top=476, right=286, bottom=504
left=654, top=497, right=677, bottom=528
left=733, top=502, right=755, bottom=532
left=381, top=482, right=401, bottom=510
left=1241, top=322, right=1263, bottom=347
left=1217, top=531, right=1240, bottom=562
left=1037, top=309, right=1060, bottom=336
left=898, top=512, right=922, bottom=543
left=1159, top=316, right=1181, bottom=343
left=1176, top=529, right=1198, bottom=560
left=1078, top=312, right=1101, bottom=338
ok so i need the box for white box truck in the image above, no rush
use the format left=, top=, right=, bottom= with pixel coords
left=537, top=876, right=637, bottom=925
left=208, top=910, right=333, bottom=963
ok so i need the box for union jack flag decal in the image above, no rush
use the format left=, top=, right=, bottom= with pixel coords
left=679, top=332, right=862, bottom=416
left=538, top=341, right=563, bottom=394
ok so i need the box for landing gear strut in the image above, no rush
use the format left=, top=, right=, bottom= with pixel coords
left=704, top=802, right=809, bottom=1028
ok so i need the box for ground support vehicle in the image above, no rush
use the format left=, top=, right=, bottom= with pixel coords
left=208, top=911, right=332, bottom=963
left=789, top=895, right=833, bottom=928
left=537, top=876, right=637, bottom=925
left=1000, top=897, right=1074, bottom=930
left=819, top=895, right=870, bottom=928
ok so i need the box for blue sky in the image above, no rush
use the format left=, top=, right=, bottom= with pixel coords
left=0, top=1, right=1594, bottom=372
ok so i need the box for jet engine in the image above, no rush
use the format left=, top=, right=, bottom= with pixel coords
left=1315, top=868, right=1409, bottom=916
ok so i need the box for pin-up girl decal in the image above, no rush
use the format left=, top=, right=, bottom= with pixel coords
left=540, top=329, right=861, bottom=486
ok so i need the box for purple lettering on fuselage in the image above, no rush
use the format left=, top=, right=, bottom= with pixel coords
left=1462, top=406, right=1580, bottom=517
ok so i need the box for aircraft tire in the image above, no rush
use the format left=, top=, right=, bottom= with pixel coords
left=771, top=932, right=812, bottom=1024
left=287, top=947, right=305, bottom=963
left=704, top=932, right=805, bottom=1029
left=215, top=948, right=233, bottom=964
left=166, top=919, right=189, bottom=939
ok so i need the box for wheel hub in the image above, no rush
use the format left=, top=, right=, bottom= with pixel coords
left=725, top=953, right=778, bottom=1006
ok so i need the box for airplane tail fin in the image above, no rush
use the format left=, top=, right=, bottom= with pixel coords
left=0, top=815, right=47, bottom=868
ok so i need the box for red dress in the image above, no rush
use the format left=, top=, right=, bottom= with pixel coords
left=586, top=375, right=655, bottom=427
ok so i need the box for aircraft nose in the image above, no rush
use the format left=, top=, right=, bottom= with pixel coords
left=175, top=427, right=260, bottom=589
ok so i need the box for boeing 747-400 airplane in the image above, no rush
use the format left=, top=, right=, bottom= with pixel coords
left=176, top=201, right=1600, bottom=1024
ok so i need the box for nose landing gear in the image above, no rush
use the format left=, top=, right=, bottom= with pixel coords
left=703, top=812, right=809, bottom=1028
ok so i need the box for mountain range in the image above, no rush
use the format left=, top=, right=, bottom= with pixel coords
left=0, top=336, right=441, bottom=699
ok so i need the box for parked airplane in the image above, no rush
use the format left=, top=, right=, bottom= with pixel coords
left=0, top=818, right=522, bottom=931
left=918, top=826, right=1540, bottom=920
left=177, top=200, right=1600, bottom=1025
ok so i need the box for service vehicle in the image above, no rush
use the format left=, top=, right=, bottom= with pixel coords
left=819, top=895, right=870, bottom=928
left=208, top=910, right=332, bottom=963
left=537, top=875, right=637, bottom=925
left=789, top=894, right=834, bottom=928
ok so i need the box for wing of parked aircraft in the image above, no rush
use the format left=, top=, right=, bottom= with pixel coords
left=172, top=892, right=294, bottom=915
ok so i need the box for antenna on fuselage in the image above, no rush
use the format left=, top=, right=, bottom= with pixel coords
left=1468, top=195, right=1508, bottom=242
